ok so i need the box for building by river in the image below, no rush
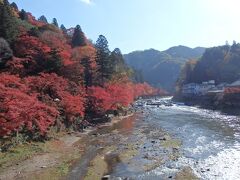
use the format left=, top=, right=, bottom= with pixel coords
left=182, top=80, right=216, bottom=96
left=182, top=79, right=240, bottom=97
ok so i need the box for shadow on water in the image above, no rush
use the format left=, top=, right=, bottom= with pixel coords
left=92, top=114, right=137, bottom=136
left=66, top=114, right=138, bottom=180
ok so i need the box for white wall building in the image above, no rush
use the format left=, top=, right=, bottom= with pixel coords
left=182, top=80, right=216, bottom=96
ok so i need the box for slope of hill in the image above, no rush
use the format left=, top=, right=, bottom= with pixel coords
left=124, top=46, right=205, bottom=92
left=164, top=45, right=205, bottom=59
left=177, top=43, right=240, bottom=86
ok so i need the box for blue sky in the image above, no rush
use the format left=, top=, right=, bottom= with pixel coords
left=9, top=0, right=240, bottom=53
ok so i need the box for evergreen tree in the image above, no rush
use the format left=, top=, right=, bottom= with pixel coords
left=29, top=27, right=40, bottom=37
left=71, top=25, right=86, bottom=47
left=44, top=49, right=62, bottom=73
left=35, top=49, right=62, bottom=73
left=110, top=48, right=126, bottom=74
left=0, top=0, right=18, bottom=44
left=19, top=9, right=28, bottom=21
left=0, top=37, right=13, bottom=67
left=60, top=24, right=67, bottom=34
left=38, top=15, right=48, bottom=23
left=52, top=18, right=59, bottom=27
left=231, top=40, right=239, bottom=52
left=95, top=35, right=113, bottom=85
left=81, top=57, right=92, bottom=87
left=10, top=2, right=18, bottom=10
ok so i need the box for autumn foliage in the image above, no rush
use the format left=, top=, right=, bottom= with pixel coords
left=88, top=82, right=162, bottom=115
left=224, top=87, right=240, bottom=94
left=25, top=73, right=85, bottom=122
left=0, top=0, right=165, bottom=139
left=0, top=73, right=59, bottom=137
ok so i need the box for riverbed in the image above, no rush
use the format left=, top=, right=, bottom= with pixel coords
left=67, top=97, right=240, bottom=180
left=122, top=97, right=240, bottom=179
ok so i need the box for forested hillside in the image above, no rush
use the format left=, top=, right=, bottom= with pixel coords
left=124, top=46, right=205, bottom=92
left=176, top=42, right=240, bottom=91
left=0, top=0, right=163, bottom=141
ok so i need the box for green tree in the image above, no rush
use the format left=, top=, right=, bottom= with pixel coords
left=81, top=57, right=93, bottom=87
left=110, top=48, right=127, bottom=74
left=0, top=0, right=19, bottom=44
left=35, top=49, right=62, bottom=73
left=60, top=24, right=67, bottom=34
left=52, top=18, right=59, bottom=27
left=10, top=2, right=18, bottom=10
left=95, top=35, right=113, bottom=85
left=29, top=27, right=40, bottom=37
left=38, top=15, right=48, bottom=23
left=0, top=37, right=13, bottom=67
left=175, top=60, right=197, bottom=93
left=71, top=25, right=86, bottom=47
left=19, top=9, right=28, bottom=21
left=44, top=49, right=63, bottom=73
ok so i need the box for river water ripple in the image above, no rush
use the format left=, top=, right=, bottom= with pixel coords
left=123, top=97, right=240, bottom=180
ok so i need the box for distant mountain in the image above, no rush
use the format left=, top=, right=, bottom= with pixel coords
left=124, top=46, right=205, bottom=92
left=164, top=45, right=205, bottom=59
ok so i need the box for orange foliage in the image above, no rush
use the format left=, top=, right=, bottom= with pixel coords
left=14, top=34, right=51, bottom=59
left=27, top=13, right=46, bottom=27
left=40, top=31, right=72, bottom=65
left=224, top=87, right=240, bottom=94
left=25, top=73, right=86, bottom=122
left=88, top=81, right=163, bottom=115
left=71, top=45, right=97, bottom=68
left=0, top=73, right=59, bottom=137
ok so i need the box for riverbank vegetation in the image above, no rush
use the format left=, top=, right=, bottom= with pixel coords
left=177, top=42, right=240, bottom=88
left=0, top=0, right=166, bottom=149
left=175, top=42, right=240, bottom=112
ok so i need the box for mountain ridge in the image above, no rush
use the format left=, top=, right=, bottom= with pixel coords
left=124, top=45, right=205, bottom=92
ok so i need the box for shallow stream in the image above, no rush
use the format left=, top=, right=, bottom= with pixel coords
left=111, top=97, right=240, bottom=180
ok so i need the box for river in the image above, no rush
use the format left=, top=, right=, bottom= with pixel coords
left=110, top=97, right=240, bottom=180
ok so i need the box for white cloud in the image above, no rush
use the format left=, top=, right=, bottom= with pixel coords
left=79, top=0, right=94, bottom=5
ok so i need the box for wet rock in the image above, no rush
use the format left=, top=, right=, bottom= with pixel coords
left=143, top=154, right=149, bottom=159
left=99, top=146, right=104, bottom=150
left=167, top=165, right=174, bottom=169
left=159, top=137, right=167, bottom=141
left=92, top=133, right=98, bottom=137
left=102, top=175, right=110, bottom=180
left=114, top=177, right=122, bottom=180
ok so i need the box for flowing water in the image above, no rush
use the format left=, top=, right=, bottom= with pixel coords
left=112, top=97, right=240, bottom=180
